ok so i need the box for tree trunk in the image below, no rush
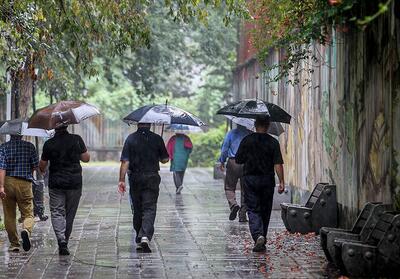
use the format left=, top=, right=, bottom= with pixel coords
left=11, top=55, right=34, bottom=119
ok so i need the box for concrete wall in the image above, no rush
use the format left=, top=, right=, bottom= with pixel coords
left=233, top=3, right=400, bottom=226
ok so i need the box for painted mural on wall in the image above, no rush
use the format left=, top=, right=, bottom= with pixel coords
left=233, top=8, right=400, bottom=225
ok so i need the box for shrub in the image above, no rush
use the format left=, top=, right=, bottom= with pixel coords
left=188, top=125, right=227, bottom=167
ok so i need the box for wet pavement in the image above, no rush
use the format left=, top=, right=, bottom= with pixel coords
left=0, top=166, right=340, bottom=278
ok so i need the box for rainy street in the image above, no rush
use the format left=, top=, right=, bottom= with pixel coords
left=0, top=166, right=339, bottom=279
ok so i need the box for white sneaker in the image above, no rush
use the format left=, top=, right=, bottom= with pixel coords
left=34, top=216, right=41, bottom=222
left=140, top=237, right=151, bottom=253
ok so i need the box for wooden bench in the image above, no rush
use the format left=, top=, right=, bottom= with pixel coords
left=322, top=203, right=392, bottom=263
left=280, top=183, right=337, bottom=234
left=334, top=212, right=400, bottom=277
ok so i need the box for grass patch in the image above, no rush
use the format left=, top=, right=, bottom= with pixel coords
left=0, top=222, right=5, bottom=231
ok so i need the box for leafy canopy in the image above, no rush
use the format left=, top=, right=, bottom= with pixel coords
left=0, top=0, right=247, bottom=82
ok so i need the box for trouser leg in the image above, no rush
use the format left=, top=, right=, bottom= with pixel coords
left=239, top=178, right=247, bottom=219
left=3, top=177, right=18, bottom=247
left=130, top=177, right=143, bottom=243
left=261, top=186, right=274, bottom=238
left=173, top=171, right=185, bottom=188
left=65, top=189, right=81, bottom=242
left=224, top=160, right=239, bottom=209
left=138, top=174, right=160, bottom=241
left=49, top=188, right=67, bottom=244
left=32, top=179, right=45, bottom=216
left=15, top=179, right=35, bottom=235
left=243, top=176, right=263, bottom=242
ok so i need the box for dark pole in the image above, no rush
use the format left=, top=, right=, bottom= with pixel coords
left=32, top=78, right=43, bottom=181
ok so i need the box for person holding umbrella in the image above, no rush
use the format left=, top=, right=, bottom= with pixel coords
left=166, top=128, right=193, bottom=194
left=235, top=115, right=285, bottom=252
left=120, top=103, right=205, bottom=252
left=30, top=101, right=99, bottom=256
left=118, top=123, right=169, bottom=253
left=0, top=119, right=44, bottom=252
left=219, top=124, right=251, bottom=222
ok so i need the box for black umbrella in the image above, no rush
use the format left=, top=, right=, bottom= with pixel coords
left=217, top=99, right=291, bottom=124
left=123, top=104, right=207, bottom=130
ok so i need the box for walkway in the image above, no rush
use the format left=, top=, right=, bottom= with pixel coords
left=0, top=166, right=340, bottom=278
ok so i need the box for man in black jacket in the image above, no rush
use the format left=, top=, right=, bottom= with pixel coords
left=236, top=115, right=285, bottom=252
left=118, top=123, right=169, bottom=253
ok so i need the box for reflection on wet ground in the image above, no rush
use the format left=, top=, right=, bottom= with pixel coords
left=0, top=166, right=340, bottom=278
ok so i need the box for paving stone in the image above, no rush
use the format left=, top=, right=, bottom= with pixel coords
left=0, top=166, right=341, bottom=278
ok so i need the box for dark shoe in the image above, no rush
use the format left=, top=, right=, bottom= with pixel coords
left=8, top=245, right=21, bottom=252
left=176, top=186, right=183, bottom=194
left=21, top=229, right=31, bottom=251
left=239, top=216, right=248, bottom=223
left=136, top=243, right=143, bottom=251
left=252, top=236, right=266, bottom=252
left=59, top=243, right=70, bottom=256
left=140, top=237, right=151, bottom=253
left=39, top=214, right=49, bottom=221
left=229, top=205, right=240, bottom=221
left=34, top=214, right=49, bottom=222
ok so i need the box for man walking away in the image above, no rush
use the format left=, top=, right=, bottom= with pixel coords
left=118, top=123, right=169, bottom=253
left=236, top=115, right=285, bottom=252
left=166, top=133, right=193, bottom=194
left=0, top=135, right=39, bottom=252
left=39, top=125, right=90, bottom=255
left=219, top=124, right=251, bottom=222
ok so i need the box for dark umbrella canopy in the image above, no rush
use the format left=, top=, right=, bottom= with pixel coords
left=28, top=101, right=100, bottom=129
left=217, top=99, right=291, bottom=124
left=123, top=104, right=207, bottom=129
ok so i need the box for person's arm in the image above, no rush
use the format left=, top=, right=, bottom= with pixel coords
left=159, top=137, right=170, bottom=164
left=80, top=152, right=90, bottom=162
left=118, top=137, right=131, bottom=194
left=30, top=144, right=40, bottom=175
left=273, top=140, right=285, bottom=194
left=0, top=149, right=6, bottom=199
left=219, top=133, right=231, bottom=171
left=275, top=164, right=285, bottom=194
left=0, top=169, right=6, bottom=199
left=39, top=160, right=48, bottom=174
left=118, top=160, right=129, bottom=194
left=77, top=136, right=90, bottom=162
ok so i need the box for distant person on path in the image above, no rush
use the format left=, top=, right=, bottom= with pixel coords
left=39, top=125, right=90, bottom=256
left=219, top=124, right=251, bottom=222
left=166, top=133, right=193, bottom=194
left=236, top=115, right=285, bottom=252
left=0, top=135, right=39, bottom=252
left=118, top=123, right=169, bottom=253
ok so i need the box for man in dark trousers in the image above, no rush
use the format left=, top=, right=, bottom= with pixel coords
left=39, top=125, right=90, bottom=255
left=236, top=115, right=285, bottom=252
left=118, top=123, right=169, bottom=253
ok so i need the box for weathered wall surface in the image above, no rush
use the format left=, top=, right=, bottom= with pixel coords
left=233, top=3, right=400, bottom=226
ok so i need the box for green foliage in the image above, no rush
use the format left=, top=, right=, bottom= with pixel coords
left=188, top=124, right=226, bottom=167
left=248, top=0, right=393, bottom=84
left=74, top=5, right=238, bottom=126
left=0, top=221, right=4, bottom=231
left=0, top=0, right=247, bottom=96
